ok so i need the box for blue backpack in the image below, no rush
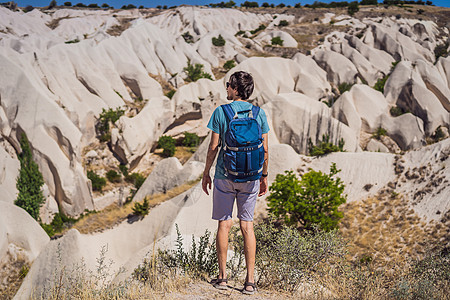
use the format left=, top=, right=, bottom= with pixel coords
left=221, top=104, right=265, bottom=182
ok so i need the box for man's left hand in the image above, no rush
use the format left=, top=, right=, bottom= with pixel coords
left=259, top=176, right=268, bottom=197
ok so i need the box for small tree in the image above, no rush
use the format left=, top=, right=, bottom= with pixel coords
left=101, top=3, right=109, bottom=8
left=267, top=163, right=346, bottom=231
left=348, top=1, right=359, bottom=16
left=15, top=133, right=46, bottom=221
left=223, top=59, right=236, bottom=70
left=271, top=36, right=284, bottom=46
left=48, top=0, right=57, bottom=9
left=183, top=61, right=212, bottom=82
left=183, top=132, right=200, bottom=147
left=132, top=198, right=150, bottom=216
left=64, top=2, right=72, bottom=6
left=212, top=34, right=226, bottom=47
left=157, top=135, right=176, bottom=157
left=87, top=170, right=106, bottom=192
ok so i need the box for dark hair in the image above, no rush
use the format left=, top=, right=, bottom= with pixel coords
left=229, top=71, right=254, bottom=100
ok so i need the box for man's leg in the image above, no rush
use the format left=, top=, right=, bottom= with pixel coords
left=240, top=220, right=256, bottom=290
left=216, top=219, right=232, bottom=285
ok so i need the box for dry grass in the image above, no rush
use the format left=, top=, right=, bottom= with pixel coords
left=339, top=193, right=448, bottom=266
left=69, top=179, right=200, bottom=234
left=173, top=146, right=196, bottom=164
left=148, top=74, right=174, bottom=96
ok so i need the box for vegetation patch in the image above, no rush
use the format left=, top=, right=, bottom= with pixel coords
left=87, top=170, right=106, bottom=192
left=250, top=24, right=266, bottom=35
left=15, top=133, right=45, bottom=221
left=267, top=163, right=347, bottom=231
left=211, top=34, right=226, bottom=47
left=157, top=135, right=176, bottom=157
left=271, top=36, right=284, bottom=46
left=96, top=107, right=125, bottom=142
left=373, top=127, right=388, bottom=140
left=308, top=134, right=345, bottom=156
left=338, top=82, right=354, bottom=94
left=182, top=31, right=194, bottom=43
left=223, top=59, right=236, bottom=70
left=183, top=61, right=213, bottom=82
left=373, top=61, right=400, bottom=93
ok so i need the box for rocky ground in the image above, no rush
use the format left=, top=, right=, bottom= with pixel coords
left=0, top=3, right=449, bottom=299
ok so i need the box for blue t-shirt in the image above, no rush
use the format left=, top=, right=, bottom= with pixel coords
left=207, top=101, right=270, bottom=180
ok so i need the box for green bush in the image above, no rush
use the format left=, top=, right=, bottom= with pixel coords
left=157, top=135, right=176, bottom=157
left=223, top=59, right=236, bottom=70
left=101, top=3, right=109, bottom=7
left=390, top=106, right=409, bottom=117
left=271, top=36, right=284, bottom=46
left=308, top=134, right=345, bottom=156
left=278, top=20, right=289, bottom=26
left=235, top=30, right=245, bottom=36
left=241, top=1, right=259, bottom=7
left=64, top=1, right=72, bottom=6
left=132, top=198, right=149, bottom=216
left=348, top=1, right=359, bottom=15
left=88, top=3, right=99, bottom=8
left=183, top=132, right=200, bottom=148
left=373, top=127, right=387, bottom=140
left=338, top=82, right=354, bottom=94
left=158, top=224, right=218, bottom=278
left=250, top=24, right=266, bottom=35
left=373, top=61, right=399, bottom=93
left=165, top=89, right=176, bottom=99
left=119, top=164, right=128, bottom=176
left=15, top=133, right=46, bottom=221
left=96, top=107, right=125, bottom=142
left=182, top=32, right=194, bottom=43
left=125, top=172, right=146, bottom=189
left=106, top=170, right=121, bottom=183
left=183, top=61, right=213, bottom=82
left=267, top=163, right=347, bottom=231
left=430, top=126, right=446, bottom=142
left=212, top=34, right=226, bottom=47
left=87, top=170, right=106, bottom=192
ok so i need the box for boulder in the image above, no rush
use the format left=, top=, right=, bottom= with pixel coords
left=0, top=202, right=49, bottom=267
left=380, top=113, right=425, bottom=150
left=254, top=30, right=298, bottom=48
left=0, top=144, right=19, bottom=204
left=111, top=96, right=174, bottom=168
left=332, top=84, right=389, bottom=134
left=366, top=139, right=389, bottom=153
left=133, top=157, right=204, bottom=202
left=271, top=92, right=359, bottom=155
left=313, top=50, right=358, bottom=85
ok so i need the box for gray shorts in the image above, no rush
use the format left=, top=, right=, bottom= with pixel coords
left=212, top=178, right=260, bottom=222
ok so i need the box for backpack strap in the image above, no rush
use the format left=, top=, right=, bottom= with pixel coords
left=221, top=104, right=236, bottom=123
left=251, top=105, right=260, bottom=119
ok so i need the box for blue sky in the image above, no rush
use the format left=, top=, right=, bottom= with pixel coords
left=16, top=0, right=450, bottom=8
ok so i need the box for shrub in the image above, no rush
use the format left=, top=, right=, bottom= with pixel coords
left=118, top=164, right=128, bottom=176
left=96, top=107, right=125, bottom=142
left=262, top=2, right=270, bottom=7
left=158, top=224, right=218, bottom=278
left=267, top=163, right=347, bottom=231
left=183, top=61, right=213, bottom=82
left=106, top=170, right=121, bottom=183
left=65, top=39, right=80, bottom=44
left=183, top=132, right=200, bottom=148
left=48, top=0, right=57, bottom=9
left=87, top=170, right=106, bottom=192
left=15, top=133, right=46, bottom=221
left=308, top=134, right=345, bottom=156
left=64, top=1, right=72, bottom=6
left=348, top=1, right=359, bottom=15
left=230, top=221, right=346, bottom=291
left=182, top=32, right=194, bottom=43
left=241, top=1, right=259, bottom=7
left=250, top=24, right=266, bottom=34
left=74, top=3, right=86, bottom=7
left=165, top=90, right=176, bottom=99
left=271, top=36, right=284, bottom=46
left=132, top=198, right=149, bottom=216
left=125, top=172, right=145, bottom=189
left=88, top=3, right=99, bottom=8
left=277, top=3, right=286, bottom=7
left=430, top=126, right=446, bottom=142
left=295, top=3, right=302, bottom=8
left=212, top=34, right=226, bottom=47
left=157, top=135, right=176, bottom=157
left=338, top=82, right=354, bottom=94
left=278, top=20, right=289, bottom=26
left=223, top=59, right=235, bottom=70
left=434, top=41, right=449, bottom=62
left=101, top=3, right=109, bottom=7
left=373, top=127, right=388, bottom=140
left=235, top=30, right=245, bottom=36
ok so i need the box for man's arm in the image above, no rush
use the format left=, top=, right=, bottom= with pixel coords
left=202, top=132, right=220, bottom=195
left=259, top=133, right=269, bottom=196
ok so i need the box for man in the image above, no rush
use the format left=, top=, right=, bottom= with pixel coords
left=201, top=71, right=269, bottom=295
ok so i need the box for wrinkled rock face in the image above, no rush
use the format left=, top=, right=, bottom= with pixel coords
left=0, top=5, right=449, bottom=217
